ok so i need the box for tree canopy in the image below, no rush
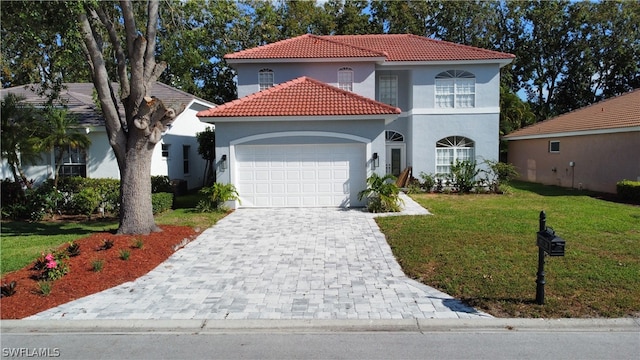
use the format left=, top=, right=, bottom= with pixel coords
left=3, top=0, right=637, bottom=123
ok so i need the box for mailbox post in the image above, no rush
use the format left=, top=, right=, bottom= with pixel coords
left=535, top=211, right=565, bottom=305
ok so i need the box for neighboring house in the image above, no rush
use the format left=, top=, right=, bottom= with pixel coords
left=503, top=89, right=640, bottom=194
left=197, top=34, right=514, bottom=208
left=1, top=83, right=214, bottom=190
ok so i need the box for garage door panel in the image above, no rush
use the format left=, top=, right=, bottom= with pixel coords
left=236, top=143, right=365, bottom=207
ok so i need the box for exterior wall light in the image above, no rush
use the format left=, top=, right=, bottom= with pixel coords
left=220, top=154, right=227, bottom=171
left=372, top=152, right=379, bottom=169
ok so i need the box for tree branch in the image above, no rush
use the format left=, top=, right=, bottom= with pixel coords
left=144, top=0, right=159, bottom=84
left=78, top=9, right=126, bottom=166
left=95, top=5, right=129, bottom=98
left=120, top=0, right=136, bottom=59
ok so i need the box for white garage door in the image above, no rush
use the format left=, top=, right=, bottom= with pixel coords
left=235, top=143, right=366, bottom=207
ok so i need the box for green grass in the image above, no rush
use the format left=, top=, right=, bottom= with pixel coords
left=376, top=181, right=640, bottom=318
left=1, top=190, right=227, bottom=276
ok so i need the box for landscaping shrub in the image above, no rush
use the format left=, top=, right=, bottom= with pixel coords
left=449, top=160, right=480, bottom=193
left=151, top=175, right=173, bottom=194
left=152, top=192, right=173, bottom=214
left=616, top=180, right=640, bottom=203
left=69, top=188, right=101, bottom=218
left=419, top=172, right=436, bottom=192
left=0, top=179, right=25, bottom=208
left=358, top=173, right=403, bottom=213
left=480, top=160, right=519, bottom=193
left=197, top=183, right=240, bottom=212
left=85, top=178, right=120, bottom=215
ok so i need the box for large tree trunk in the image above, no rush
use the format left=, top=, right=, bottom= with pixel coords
left=118, top=141, right=158, bottom=234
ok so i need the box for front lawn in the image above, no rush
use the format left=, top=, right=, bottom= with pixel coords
left=376, top=181, right=640, bottom=318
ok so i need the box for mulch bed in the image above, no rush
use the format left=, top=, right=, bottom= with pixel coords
left=0, top=225, right=200, bottom=319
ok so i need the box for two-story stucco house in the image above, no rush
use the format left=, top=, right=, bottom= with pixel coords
left=197, top=34, right=514, bottom=208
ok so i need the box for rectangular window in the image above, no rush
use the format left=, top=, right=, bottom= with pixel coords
left=338, top=69, right=353, bottom=91
left=259, top=70, right=274, bottom=91
left=549, top=141, right=560, bottom=153
left=162, top=144, right=170, bottom=158
left=379, top=75, right=398, bottom=107
left=435, top=79, right=455, bottom=108
left=436, top=148, right=454, bottom=175
left=55, top=145, right=87, bottom=178
left=183, top=145, right=190, bottom=175
left=435, top=78, right=475, bottom=108
left=455, top=79, right=475, bottom=108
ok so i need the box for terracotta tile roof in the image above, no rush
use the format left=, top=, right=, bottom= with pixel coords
left=504, top=89, right=640, bottom=139
left=196, top=77, right=401, bottom=118
left=225, top=34, right=514, bottom=62
left=226, top=34, right=386, bottom=60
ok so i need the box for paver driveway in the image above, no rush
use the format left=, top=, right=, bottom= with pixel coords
left=28, top=196, right=491, bottom=320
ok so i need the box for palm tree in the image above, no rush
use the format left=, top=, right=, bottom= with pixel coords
left=38, top=108, right=91, bottom=187
left=0, top=94, right=44, bottom=189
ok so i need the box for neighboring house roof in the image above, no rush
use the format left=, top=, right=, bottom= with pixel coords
left=1, top=82, right=212, bottom=127
left=225, top=34, right=514, bottom=64
left=196, top=76, right=401, bottom=120
left=504, top=89, right=640, bottom=140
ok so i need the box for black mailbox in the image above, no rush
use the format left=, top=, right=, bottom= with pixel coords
left=537, top=227, right=565, bottom=257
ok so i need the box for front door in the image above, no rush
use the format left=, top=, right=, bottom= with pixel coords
left=386, top=144, right=406, bottom=177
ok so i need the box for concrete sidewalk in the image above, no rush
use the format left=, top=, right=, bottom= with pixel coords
left=26, top=194, right=491, bottom=321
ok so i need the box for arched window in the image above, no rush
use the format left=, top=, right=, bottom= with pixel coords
left=338, top=67, right=353, bottom=91
left=435, top=70, right=475, bottom=108
left=258, top=68, right=274, bottom=91
left=435, top=136, right=475, bottom=175
left=385, top=130, right=404, bottom=142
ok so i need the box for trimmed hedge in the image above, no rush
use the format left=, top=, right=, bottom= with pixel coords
left=616, top=180, right=640, bottom=203
left=2, top=176, right=178, bottom=220
left=152, top=192, right=173, bottom=214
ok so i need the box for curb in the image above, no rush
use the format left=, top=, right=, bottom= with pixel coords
left=2, top=318, right=638, bottom=334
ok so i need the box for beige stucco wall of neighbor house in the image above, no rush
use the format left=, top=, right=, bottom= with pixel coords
left=507, top=131, right=640, bottom=194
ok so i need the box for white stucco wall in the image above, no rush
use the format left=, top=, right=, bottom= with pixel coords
left=152, top=100, right=213, bottom=190
left=234, top=62, right=376, bottom=99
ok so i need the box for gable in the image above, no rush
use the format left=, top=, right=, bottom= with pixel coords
left=196, top=76, right=400, bottom=121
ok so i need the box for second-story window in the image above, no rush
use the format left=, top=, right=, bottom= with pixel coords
left=258, top=68, right=274, bottom=91
left=338, top=67, right=353, bottom=91
left=435, top=70, right=475, bottom=108
left=379, top=75, right=398, bottom=107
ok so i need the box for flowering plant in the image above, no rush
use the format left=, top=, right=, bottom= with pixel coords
left=34, top=251, right=69, bottom=281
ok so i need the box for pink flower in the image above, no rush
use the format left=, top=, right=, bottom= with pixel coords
left=46, top=260, right=57, bottom=269
left=45, top=254, right=54, bottom=262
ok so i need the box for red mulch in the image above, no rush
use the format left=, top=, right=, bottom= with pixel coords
left=0, top=225, right=200, bottom=319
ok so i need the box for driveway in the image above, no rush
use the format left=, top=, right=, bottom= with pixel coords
left=28, top=195, right=491, bottom=320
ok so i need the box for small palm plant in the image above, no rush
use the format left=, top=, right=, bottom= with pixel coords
left=358, top=173, right=404, bottom=213
left=196, top=182, right=240, bottom=212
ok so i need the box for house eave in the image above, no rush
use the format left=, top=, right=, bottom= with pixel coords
left=381, top=58, right=514, bottom=68
left=503, top=126, right=640, bottom=141
left=199, top=113, right=399, bottom=125
left=226, top=57, right=387, bottom=64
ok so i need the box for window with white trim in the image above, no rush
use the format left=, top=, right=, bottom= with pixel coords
left=379, top=75, right=398, bottom=107
left=338, top=67, right=354, bottom=91
left=183, top=145, right=190, bottom=175
left=435, top=136, right=475, bottom=176
left=258, top=68, right=274, bottom=91
left=161, top=143, right=170, bottom=158
left=435, top=70, right=475, bottom=108
left=549, top=141, right=560, bottom=153
left=55, top=145, right=87, bottom=178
